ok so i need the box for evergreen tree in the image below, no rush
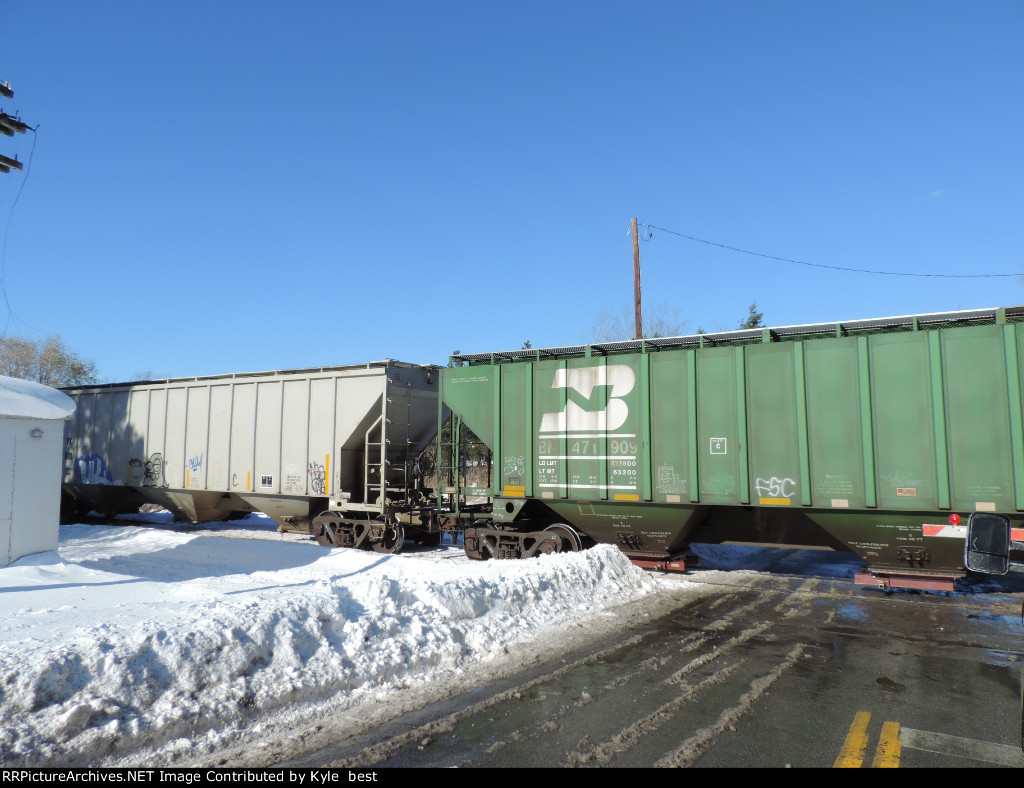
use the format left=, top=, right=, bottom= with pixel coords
left=738, top=303, right=765, bottom=330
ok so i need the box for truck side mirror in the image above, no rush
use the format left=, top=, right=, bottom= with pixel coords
left=965, top=512, right=1011, bottom=575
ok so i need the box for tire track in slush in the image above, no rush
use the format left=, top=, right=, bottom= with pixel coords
left=565, top=621, right=775, bottom=765
left=654, top=643, right=806, bottom=768
left=566, top=658, right=749, bottom=765
left=484, top=597, right=774, bottom=761
left=703, top=592, right=778, bottom=630
left=664, top=622, right=772, bottom=685
left=482, top=629, right=719, bottom=759
left=562, top=581, right=820, bottom=768
left=324, top=633, right=648, bottom=767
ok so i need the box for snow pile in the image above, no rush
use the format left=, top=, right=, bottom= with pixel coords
left=0, top=521, right=659, bottom=766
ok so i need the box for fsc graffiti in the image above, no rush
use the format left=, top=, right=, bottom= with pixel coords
left=755, top=476, right=797, bottom=503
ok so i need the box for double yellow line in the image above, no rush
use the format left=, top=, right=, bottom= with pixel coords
left=834, top=711, right=901, bottom=768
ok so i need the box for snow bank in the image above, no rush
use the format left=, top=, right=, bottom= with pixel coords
left=0, top=523, right=658, bottom=766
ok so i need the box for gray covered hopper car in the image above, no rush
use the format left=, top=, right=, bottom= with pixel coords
left=61, top=361, right=439, bottom=548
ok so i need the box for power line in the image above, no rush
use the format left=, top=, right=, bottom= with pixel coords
left=641, top=223, right=1020, bottom=279
left=1, top=124, right=39, bottom=332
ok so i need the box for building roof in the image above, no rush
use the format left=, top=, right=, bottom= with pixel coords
left=0, top=375, right=76, bottom=420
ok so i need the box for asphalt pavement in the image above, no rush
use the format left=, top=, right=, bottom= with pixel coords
left=279, top=553, right=1024, bottom=768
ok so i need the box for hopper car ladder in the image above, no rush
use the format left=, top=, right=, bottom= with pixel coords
left=363, top=382, right=415, bottom=508
left=437, top=414, right=463, bottom=514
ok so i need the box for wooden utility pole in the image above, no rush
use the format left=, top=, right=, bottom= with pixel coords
left=631, top=217, right=643, bottom=339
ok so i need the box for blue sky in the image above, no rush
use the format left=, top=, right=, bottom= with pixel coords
left=1, top=1, right=1021, bottom=382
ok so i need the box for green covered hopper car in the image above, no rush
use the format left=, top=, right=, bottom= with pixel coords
left=439, top=306, right=1024, bottom=590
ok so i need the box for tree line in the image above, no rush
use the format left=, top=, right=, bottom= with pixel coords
left=0, top=335, right=98, bottom=387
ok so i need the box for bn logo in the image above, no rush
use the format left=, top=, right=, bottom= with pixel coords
left=539, top=365, right=635, bottom=432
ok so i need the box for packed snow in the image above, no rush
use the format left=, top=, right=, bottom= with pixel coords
left=0, top=514, right=689, bottom=767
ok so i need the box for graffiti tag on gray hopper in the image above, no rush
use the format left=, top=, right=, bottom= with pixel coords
left=75, top=454, right=112, bottom=485
left=308, top=461, right=326, bottom=494
left=129, top=454, right=167, bottom=487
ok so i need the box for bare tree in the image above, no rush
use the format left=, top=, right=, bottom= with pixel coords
left=0, top=336, right=37, bottom=379
left=0, top=335, right=98, bottom=387
left=591, top=303, right=767, bottom=343
left=589, top=303, right=688, bottom=343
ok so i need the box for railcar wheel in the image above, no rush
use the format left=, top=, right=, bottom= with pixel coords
left=543, top=523, right=583, bottom=553
left=463, top=529, right=491, bottom=560
left=312, top=511, right=342, bottom=547
left=372, top=524, right=405, bottom=554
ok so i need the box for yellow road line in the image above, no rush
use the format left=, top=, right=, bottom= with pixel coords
left=872, top=720, right=901, bottom=767
left=836, top=715, right=1020, bottom=768
left=834, top=711, right=872, bottom=768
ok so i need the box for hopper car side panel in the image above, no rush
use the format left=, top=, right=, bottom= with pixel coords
left=441, top=309, right=1024, bottom=584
